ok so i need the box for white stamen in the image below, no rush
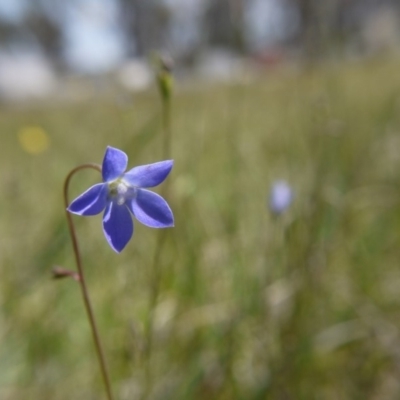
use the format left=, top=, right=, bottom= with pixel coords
left=108, top=178, right=137, bottom=205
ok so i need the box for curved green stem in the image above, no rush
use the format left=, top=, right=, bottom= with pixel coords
left=64, top=163, right=115, bottom=400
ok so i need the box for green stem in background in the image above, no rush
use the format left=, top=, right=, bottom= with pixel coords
left=157, top=54, right=174, bottom=164
left=143, top=54, right=174, bottom=397
left=162, top=93, right=172, bottom=165
left=63, top=163, right=115, bottom=400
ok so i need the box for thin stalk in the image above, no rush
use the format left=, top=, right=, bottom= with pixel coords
left=143, top=73, right=173, bottom=397
left=64, top=163, right=115, bottom=400
left=162, top=95, right=172, bottom=163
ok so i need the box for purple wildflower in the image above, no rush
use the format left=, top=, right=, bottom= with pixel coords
left=68, top=146, right=174, bottom=252
left=269, top=180, right=293, bottom=215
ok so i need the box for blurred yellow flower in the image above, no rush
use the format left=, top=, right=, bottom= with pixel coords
left=18, top=126, right=50, bottom=154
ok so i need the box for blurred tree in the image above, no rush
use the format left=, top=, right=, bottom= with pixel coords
left=120, top=0, right=170, bottom=57
left=290, top=0, right=400, bottom=59
left=25, top=10, right=62, bottom=61
left=0, top=0, right=63, bottom=63
left=204, top=0, right=246, bottom=53
left=290, top=0, right=343, bottom=58
left=0, top=0, right=398, bottom=68
left=0, top=19, right=17, bottom=45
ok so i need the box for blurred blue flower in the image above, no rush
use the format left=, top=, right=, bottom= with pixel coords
left=68, top=146, right=174, bottom=252
left=269, top=180, right=293, bottom=215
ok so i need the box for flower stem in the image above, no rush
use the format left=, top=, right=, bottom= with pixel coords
left=156, top=53, right=173, bottom=168
left=64, top=163, right=115, bottom=400
left=161, top=94, right=171, bottom=163
left=143, top=59, right=174, bottom=397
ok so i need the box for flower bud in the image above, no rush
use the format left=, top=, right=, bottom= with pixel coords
left=269, top=180, right=293, bottom=215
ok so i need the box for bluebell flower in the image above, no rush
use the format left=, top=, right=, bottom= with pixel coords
left=269, top=180, right=293, bottom=215
left=68, top=146, right=174, bottom=252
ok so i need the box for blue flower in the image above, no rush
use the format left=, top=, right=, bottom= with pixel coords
left=269, top=180, right=293, bottom=215
left=68, top=146, right=174, bottom=252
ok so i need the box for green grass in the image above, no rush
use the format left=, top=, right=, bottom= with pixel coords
left=2, top=57, right=400, bottom=399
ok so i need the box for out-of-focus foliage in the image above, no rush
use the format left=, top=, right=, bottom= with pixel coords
left=1, top=57, right=400, bottom=399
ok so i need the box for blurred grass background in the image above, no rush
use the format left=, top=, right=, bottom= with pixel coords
left=2, top=57, right=400, bottom=399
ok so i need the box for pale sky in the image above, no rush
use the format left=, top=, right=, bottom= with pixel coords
left=0, top=0, right=26, bottom=23
left=62, top=0, right=126, bottom=73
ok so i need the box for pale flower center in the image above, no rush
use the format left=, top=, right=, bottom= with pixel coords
left=108, top=178, right=137, bottom=205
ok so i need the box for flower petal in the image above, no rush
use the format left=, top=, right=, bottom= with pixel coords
left=103, top=202, right=133, bottom=252
left=124, top=160, right=173, bottom=188
left=128, top=189, right=174, bottom=228
left=102, top=146, right=128, bottom=182
left=67, top=183, right=108, bottom=216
